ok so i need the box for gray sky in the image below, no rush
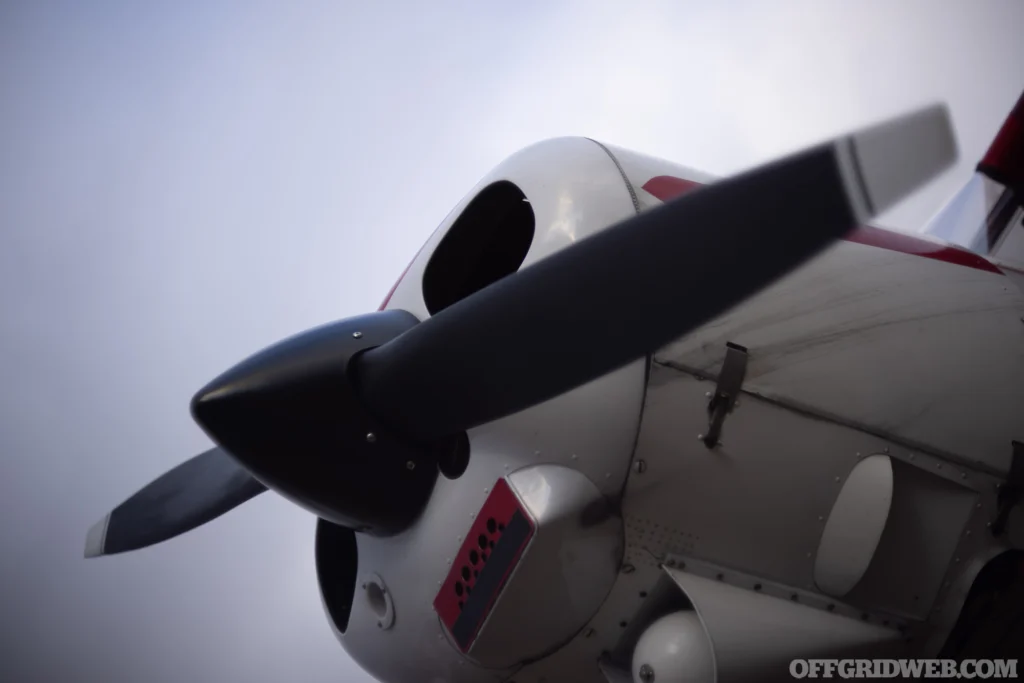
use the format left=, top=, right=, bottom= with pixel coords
left=2, top=2, right=1023, bottom=682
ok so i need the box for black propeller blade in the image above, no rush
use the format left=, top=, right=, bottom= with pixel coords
left=354, top=104, right=957, bottom=440
left=84, top=447, right=266, bottom=558
left=86, top=103, right=956, bottom=555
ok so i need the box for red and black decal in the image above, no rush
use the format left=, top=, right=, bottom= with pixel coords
left=433, top=478, right=535, bottom=652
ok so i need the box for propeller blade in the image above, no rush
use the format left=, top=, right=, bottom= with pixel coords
left=84, top=447, right=266, bottom=558
left=355, top=104, right=957, bottom=441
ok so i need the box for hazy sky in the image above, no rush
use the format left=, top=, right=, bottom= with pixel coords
left=2, top=2, right=1023, bottom=682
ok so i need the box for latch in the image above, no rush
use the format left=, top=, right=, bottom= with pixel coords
left=701, top=342, right=748, bottom=449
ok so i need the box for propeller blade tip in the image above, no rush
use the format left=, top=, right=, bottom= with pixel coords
left=842, top=103, right=958, bottom=220
left=84, top=514, right=110, bottom=559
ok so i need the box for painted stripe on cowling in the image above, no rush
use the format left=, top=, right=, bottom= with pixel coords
left=450, top=510, right=532, bottom=651
left=640, top=175, right=1004, bottom=275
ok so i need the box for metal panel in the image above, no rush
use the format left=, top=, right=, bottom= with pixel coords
left=843, top=459, right=978, bottom=620
left=625, top=363, right=884, bottom=588
left=654, top=237, right=1024, bottom=475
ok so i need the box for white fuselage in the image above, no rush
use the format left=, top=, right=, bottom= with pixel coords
left=327, top=138, right=1024, bottom=683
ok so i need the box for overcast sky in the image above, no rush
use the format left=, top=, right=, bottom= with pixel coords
left=2, top=2, right=1023, bottom=682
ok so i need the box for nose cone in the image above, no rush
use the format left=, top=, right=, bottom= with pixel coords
left=191, top=312, right=438, bottom=535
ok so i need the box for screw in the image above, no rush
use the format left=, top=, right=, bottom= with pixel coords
left=366, top=432, right=376, bottom=443
left=353, top=331, right=363, bottom=339
left=634, top=460, right=647, bottom=474
left=639, top=664, right=655, bottom=682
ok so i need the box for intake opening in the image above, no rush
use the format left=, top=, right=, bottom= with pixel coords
left=423, top=181, right=534, bottom=315
left=315, top=519, right=359, bottom=634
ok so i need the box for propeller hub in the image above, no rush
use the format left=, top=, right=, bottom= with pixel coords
left=191, top=309, right=441, bottom=535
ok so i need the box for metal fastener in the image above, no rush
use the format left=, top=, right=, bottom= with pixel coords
left=366, top=432, right=376, bottom=443
left=352, top=331, right=363, bottom=339
left=639, top=664, right=655, bottom=682
left=634, top=460, right=647, bottom=474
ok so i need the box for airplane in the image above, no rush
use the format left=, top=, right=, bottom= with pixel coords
left=84, top=91, right=1024, bottom=683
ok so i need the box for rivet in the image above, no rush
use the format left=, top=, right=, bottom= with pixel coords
left=807, top=552, right=813, bottom=558
left=883, top=447, right=890, bottom=454
left=352, top=331, right=363, bottom=339
left=909, top=454, right=916, bottom=460
left=366, top=432, right=376, bottom=443
left=697, top=434, right=704, bottom=441
left=977, top=503, right=982, bottom=509
left=818, top=516, right=825, bottom=522
left=954, top=557, right=960, bottom=563
left=835, top=476, right=841, bottom=482
left=605, top=472, right=611, bottom=479
left=705, top=392, right=712, bottom=398
left=856, top=452, right=861, bottom=458
left=406, top=461, right=415, bottom=470
left=961, top=472, right=967, bottom=479
left=634, top=460, right=647, bottom=474
left=937, top=463, right=942, bottom=470
left=639, top=664, right=655, bottom=683
left=571, top=453, right=578, bottom=460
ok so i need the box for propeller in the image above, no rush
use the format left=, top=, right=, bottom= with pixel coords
left=84, top=447, right=266, bottom=558
left=86, top=104, right=957, bottom=557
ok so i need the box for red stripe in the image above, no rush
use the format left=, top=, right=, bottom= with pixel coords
left=978, top=91, right=1024, bottom=195
left=641, top=176, right=1004, bottom=275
